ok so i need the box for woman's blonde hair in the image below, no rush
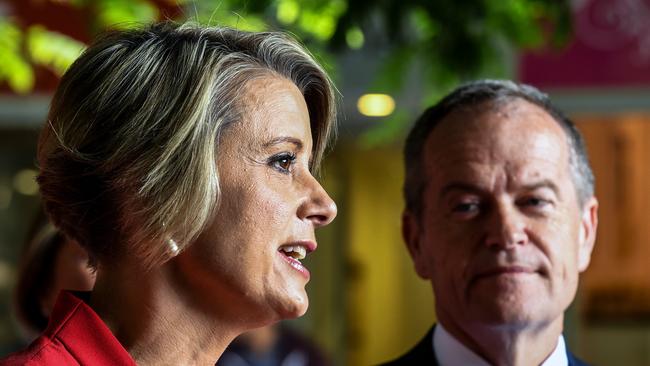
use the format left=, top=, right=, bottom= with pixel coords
left=37, top=22, right=337, bottom=268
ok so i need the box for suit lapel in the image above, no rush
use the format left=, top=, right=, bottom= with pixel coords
left=379, top=326, right=437, bottom=365
left=567, top=349, right=590, bottom=366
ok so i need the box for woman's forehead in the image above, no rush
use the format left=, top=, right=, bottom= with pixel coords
left=228, top=76, right=313, bottom=148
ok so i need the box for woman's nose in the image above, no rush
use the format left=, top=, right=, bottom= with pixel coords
left=298, top=177, right=337, bottom=228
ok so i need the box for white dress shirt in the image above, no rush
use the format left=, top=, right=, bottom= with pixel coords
left=433, top=323, right=568, bottom=366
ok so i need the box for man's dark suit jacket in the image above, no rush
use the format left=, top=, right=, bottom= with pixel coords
left=379, top=327, right=591, bottom=366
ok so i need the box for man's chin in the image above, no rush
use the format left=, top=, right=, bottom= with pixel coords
left=471, top=279, right=547, bottom=312
left=467, top=299, right=548, bottom=329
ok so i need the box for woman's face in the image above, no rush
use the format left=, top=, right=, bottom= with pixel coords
left=173, top=76, right=337, bottom=325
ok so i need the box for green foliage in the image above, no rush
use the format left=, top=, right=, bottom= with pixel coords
left=0, top=0, right=572, bottom=144
left=27, top=26, right=85, bottom=77
left=95, top=0, right=159, bottom=29
left=294, top=0, right=347, bottom=41
left=184, top=0, right=270, bottom=31
left=0, top=0, right=161, bottom=92
left=0, top=19, right=33, bottom=94
left=276, top=0, right=300, bottom=24
left=324, top=0, right=571, bottom=144
left=345, top=26, right=364, bottom=49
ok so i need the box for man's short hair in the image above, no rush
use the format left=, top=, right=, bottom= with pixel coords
left=403, top=79, right=594, bottom=216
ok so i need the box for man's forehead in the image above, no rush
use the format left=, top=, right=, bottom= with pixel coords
left=424, top=99, right=565, bottom=151
left=421, top=99, right=571, bottom=185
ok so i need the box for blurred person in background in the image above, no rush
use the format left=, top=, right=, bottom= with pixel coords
left=14, top=209, right=95, bottom=337
left=1, top=21, right=337, bottom=366
left=218, top=324, right=329, bottom=366
left=383, top=80, right=597, bottom=366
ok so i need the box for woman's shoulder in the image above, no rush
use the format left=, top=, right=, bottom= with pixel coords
left=1, top=335, right=77, bottom=366
left=2, top=291, right=136, bottom=366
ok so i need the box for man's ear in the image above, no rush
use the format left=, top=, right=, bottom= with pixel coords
left=402, top=209, right=431, bottom=279
left=578, top=197, right=598, bottom=272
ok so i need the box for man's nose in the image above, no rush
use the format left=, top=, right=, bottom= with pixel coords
left=484, top=203, right=528, bottom=249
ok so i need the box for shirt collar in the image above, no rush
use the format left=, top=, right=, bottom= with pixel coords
left=433, top=323, right=568, bottom=366
left=46, top=291, right=137, bottom=366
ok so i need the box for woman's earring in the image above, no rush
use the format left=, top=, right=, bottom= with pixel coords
left=162, top=221, right=180, bottom=256
left=168, top=238, right=180, bottom=256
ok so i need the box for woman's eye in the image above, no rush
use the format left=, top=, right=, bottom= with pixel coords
left=278, top=157, right=292, bottom=170
left=269, top=153, right=296, bottom=173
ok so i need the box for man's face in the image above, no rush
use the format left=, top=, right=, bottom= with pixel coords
left=403, top=99, right=598, bottom=331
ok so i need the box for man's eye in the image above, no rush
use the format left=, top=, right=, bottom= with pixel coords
left=453, top=202, right=480, bottom=214
left=518, top=197, right=552, bottom=210
left=269, top=153, right=296, bottom=173
left=522, top=197, right=546, bottom=206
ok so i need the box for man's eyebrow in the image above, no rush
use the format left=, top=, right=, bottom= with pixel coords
left=439, top=179, right=561, bottom=198
left=439, top=182, right=484, bottom=198
left=521, top=180, right=561, bottom=197
left=262, top=136, right=304, bottom=150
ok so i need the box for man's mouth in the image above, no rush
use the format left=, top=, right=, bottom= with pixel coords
left=472, top=265, right=539, bottom=282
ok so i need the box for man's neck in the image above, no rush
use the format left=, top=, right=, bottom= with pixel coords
left=438, top=315, right=564, bottom=366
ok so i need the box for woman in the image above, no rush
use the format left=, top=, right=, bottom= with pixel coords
left=2, top=21, right=337, bottom=365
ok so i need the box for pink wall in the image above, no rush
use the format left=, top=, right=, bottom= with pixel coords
left=519, top=0, right=650, bottom=88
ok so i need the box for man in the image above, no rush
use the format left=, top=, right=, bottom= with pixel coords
left=383, top=80, right=598, bottom=366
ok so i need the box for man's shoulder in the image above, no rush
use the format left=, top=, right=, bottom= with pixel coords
left=377, top=327, right=437, bottom=366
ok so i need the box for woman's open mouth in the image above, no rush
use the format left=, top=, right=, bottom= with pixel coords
left=278, top=242, right=315, bottom=279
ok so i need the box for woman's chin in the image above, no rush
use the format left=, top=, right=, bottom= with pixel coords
left=274, top=292, right=309, bottom=320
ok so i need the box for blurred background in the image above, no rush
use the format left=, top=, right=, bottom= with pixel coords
left=0, top=0, right=649, bottom=364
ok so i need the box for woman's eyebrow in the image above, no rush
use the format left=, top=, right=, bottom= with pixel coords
left=263, top=136, right=304, bottom=150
